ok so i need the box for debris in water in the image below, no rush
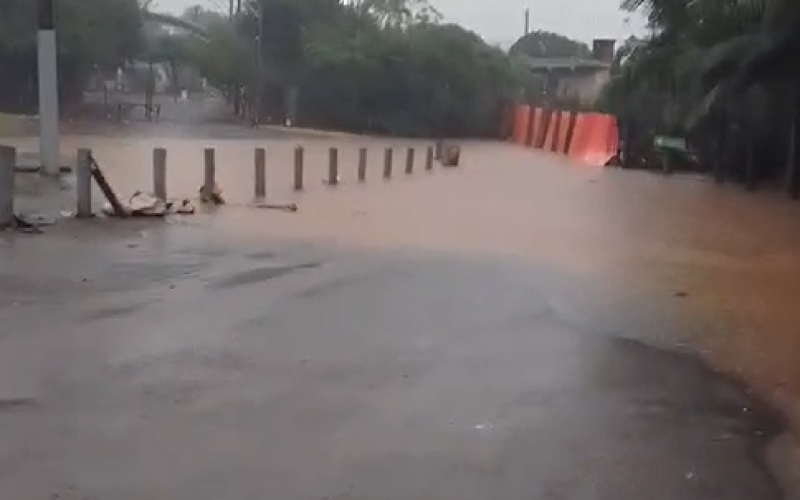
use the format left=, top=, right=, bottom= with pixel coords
left=254, top=202, right=299, bottom=213
left=199, top=183, right=225, bottom=205
left=102, top=191, right=197, bottom=218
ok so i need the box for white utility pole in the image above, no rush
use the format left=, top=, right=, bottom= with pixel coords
left=38, top=0, right=60, bottom=176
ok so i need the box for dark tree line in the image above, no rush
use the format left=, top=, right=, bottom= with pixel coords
left=598, top=0, right=800, bottom=194
left=0, top=0, right=527, bottom=139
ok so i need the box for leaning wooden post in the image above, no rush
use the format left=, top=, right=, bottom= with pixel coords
left=0, top=146, right=15, bottom=226
left=357, top=147, right=367, bottom=182
left=405, top=147, right=415, bottom=175
left=425, top=146, right=434, bottom=171
left=383, top=147, right=393, bottom=179
left=327, top=147, right=339, bottom=186
left=254, top=147, right=266, bottom=199
left=153, top=147, right=167, bottom=201
left=75, top=148, right=93, bottom=218
left=294, top=145, right=304, bottom=191
left=203, top=148, right=216, bottom=198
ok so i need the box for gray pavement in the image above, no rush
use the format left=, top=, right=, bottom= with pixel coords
left=0, top=218, right=783, bottom=500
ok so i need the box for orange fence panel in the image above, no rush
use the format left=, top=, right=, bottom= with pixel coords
left=527, top=107, right=543, bottom=147
left=552, top=111, right=572, bottom=153
left=542, top=112, right=558, bottom=151
left=534, top=109, right=551, bottom=148
left=511, top=105, right=531, bottom=145
left=568, top=112, right=619, bottom=166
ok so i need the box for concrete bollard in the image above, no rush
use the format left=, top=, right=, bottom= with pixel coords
left=405, top=147, right=415, bottom=175
left=203, top=148, right=216, bottom=198
left=254, top=147, right=266, bottom=199
left=425, top=146, right=434, bottom=171
left=294, top=146, right=304, bottom=191
left=383, top=147, right=393, bottom=179
left=357, top=147, right=367, bottom=182
left=327, top=147, right=339, bottom=186
left=76, top=148, right=93, bottom=218
left=153, top=147, right=167, bottom=201
left=434, top=139, right=443, bottom=160
left=0, top=146, right=15, bottom=226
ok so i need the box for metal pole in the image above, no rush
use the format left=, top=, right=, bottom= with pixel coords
left=153, top=148, right=167, bottom=201
left=327, top=147, right=339, bottom=186
left=383, top=147, right=393, bottom=179
left=203, top=148, right=216, bottom=197
left=524, top=8, right=530, bottom=36
left=38, top=0, right=60, bottom=176
left=254, top=147, right=266, bottom=199
left=425, top=146, right=434, bottom=171
left=294, top=146, right=304, bottom=191
left=75, top=149, right=92, bottom=218
left=405, top=147, right=415, bottom=175
left=254, top=1, right=263, bottom=127
left=357, top=147, right=367, bottom=182
left=0, top=146, right=15, bottom=226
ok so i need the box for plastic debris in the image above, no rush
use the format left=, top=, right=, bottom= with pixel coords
left=198, top=183, right=225, bottom=205
left=101, top=191, right=197, bottom=218
left=253, top=202, right=299, bottom=213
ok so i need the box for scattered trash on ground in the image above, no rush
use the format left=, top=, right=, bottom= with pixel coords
left=199, top=183, right=225, bottom=205
left=102, top=191, right=197, bottom=218
left=442, top=144, right=461, bottom=167
left=2, top=214, right=45, bottom=234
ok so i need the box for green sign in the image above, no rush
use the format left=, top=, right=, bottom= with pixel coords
left=654, top=135, right=687, bottom=151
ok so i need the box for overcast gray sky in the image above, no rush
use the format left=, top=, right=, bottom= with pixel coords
left=154, top=0, right=645, bottom=46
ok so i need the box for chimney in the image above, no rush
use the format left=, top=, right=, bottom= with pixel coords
left=592, top=39, right=616, bottom=63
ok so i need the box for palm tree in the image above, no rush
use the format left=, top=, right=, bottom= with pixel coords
left=606, top=0, right=800, bottom=192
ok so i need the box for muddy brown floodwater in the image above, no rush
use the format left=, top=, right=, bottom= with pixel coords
left=6, top=125, right=800, bottom=491
left=10, top=131, right=800, bottom=403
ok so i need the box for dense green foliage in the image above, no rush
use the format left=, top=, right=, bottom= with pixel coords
left=0, top=0, right=143, bottom=111
left=600, top=0, right=800, bottom=191
left=0, top=0, right=524, bottom=138
left=213, top=0, right=524, bottom=136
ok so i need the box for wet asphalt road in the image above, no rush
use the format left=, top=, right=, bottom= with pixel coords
left=0, top=221, right=783, bottom=500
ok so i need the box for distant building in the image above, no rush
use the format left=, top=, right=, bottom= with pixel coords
left=519, top=39, right=615, bottom=105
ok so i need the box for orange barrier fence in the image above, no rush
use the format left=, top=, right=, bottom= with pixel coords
left=509, top=105, right=618, bottom=166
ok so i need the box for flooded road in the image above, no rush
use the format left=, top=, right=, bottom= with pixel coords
left=3, top=117, right=800, bottom=498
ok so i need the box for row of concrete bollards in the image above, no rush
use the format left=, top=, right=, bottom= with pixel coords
left=0, top=141, right=451, bottom=225
left=144, top=144, right=439, bottom=203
